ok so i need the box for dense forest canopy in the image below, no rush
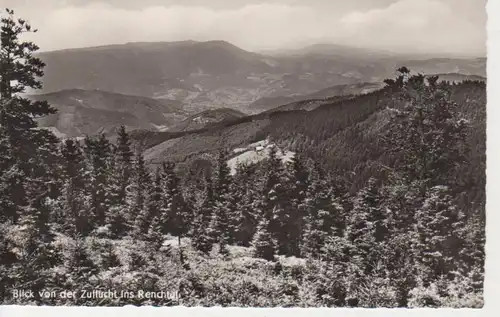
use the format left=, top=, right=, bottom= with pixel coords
left=0, top=9, right=485, bottom=307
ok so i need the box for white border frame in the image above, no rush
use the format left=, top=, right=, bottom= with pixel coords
left=1, top=0, right=498, bottom=315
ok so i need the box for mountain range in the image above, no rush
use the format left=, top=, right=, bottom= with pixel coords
left=29, top=89, right=187, bottom=137
left=28, top=40, right=486, bottom=138
left=168, top=108, right=247, bottom=132
left=129, top=79, right=485, bottom=196
left=35, top=41, right=485, bottom=106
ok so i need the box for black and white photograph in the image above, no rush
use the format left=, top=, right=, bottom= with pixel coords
left=0, top=0, right=489, bottom=309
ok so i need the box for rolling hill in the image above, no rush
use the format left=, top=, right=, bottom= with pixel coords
left=29, top=89, right=189, bottom=137
left=33, top=41, right=486, bottom=114
left=262, top=43, right=397, bottom=60
left=398, top=58, right=486, bottom=77
left=427, top=73, right=486, bottom=83
left=248, top=82, right=385, bottom=114
left=248, top=72, right=485, bottom=114
left=131, top=78, right=485, bottom=201
left=167, top=108, right=247, bottom=132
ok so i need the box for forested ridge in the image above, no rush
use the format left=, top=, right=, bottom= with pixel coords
left=0, top=10, right=485, bottom=307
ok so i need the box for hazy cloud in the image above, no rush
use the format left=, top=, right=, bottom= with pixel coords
left=0, top=0, right=486, bottom=56
left=338, top=0, right=486, bottom=55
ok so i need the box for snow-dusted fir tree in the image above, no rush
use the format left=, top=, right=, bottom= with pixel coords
left=104, top=127, right=134, bottom=237
left=415, top=185, right=464, bottom=281
left=210, top=148, right=234, bottom=252
left=160, top=161, right=189, bottom=239
left=0, top=9, right=58, bottom=224
left=286, top=153, right=309, bottom=256
left=64, top=238, right=99, bottom=304
left=106, top=165, right=129, bottom=237
left=383, top=68, right=469, bottom=190
left=301, top=163, right=342, bottom=258
left=85, top=133, right=112, bottom=226
left=260, top=145, right=290, bottom=254
left=231, top=163, right=258, bottom=246
left=314, top=234, right=351, bottom=307
left=346, top=178, right=386, bottom=275
left=60, top=139, right=87, bottom=190
left=210, top=198, right=231, bottom=255
left=145, top=168, right=165, bottom=249
left=99, top=241, right=121, bottom=270
left=0, top=162, right=26, bottom=223
left=213, top=148, right=232, bottom=203
left=130, top=151, right=151, bottom=236
left=115, top=126, right=134, bottom=202
left=381, top=69, right=473, bottom=304
left=58, top=139, right=91, bottom=236
left=0, top=10, right=63, bottom=303
left=191, top=173, right=215, bottom=254
left=60, top=178, right=88, bottom=237
left=251, top=216, right=275, bottom=261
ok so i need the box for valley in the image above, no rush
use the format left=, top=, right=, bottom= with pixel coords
left=29, top=41, right=485, bottom=139
left=0, top=4, right=488, bottom=309
left=24, top=40, right=487, bottom=201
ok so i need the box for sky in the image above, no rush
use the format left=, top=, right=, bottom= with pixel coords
left=0, top=0, right=487, bottom=56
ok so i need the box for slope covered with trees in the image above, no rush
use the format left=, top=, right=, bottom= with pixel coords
left=0, top=10, right=485, bottom=307
left=29, top=89, right=187, bottom=137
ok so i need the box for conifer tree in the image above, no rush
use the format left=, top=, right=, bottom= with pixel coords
left=251, top=217, right=275, bottom=261
left=286, top=153, right=310, bottom=255
left=60, top=178, right=89, bottom=237
left=300, top=164, right=340, bottom=258
left=301, top=207, right=330, bottom=259
left=228, top=162, right=258, bottom=246
left=383, top=69, right=469, bottom=190
left=346, top=178, right=386, bottom=275
left=99, top=241, right=121, bottom=270
left=210, top=197, right=231, bottom=254
left=60, top=139, right=86, bottom=189
left=0, top=10, right=58, bottom=223
left=213, top=148, right=231, bottom=202
left=20, top=195, right=54, bottom=246
left=105, top=150, right=120, bottom=207
left=130, top=151, right=151, bottom=235
left=58, top=139, right=91, bottom=236
left=289, top=153, right=309, bottom=203
left=0, top=163, right=25, bottom=223
left=65, top=238, right=99, bottom=304
left=28, top=128, right=62, bottom=201
left=144, top=168, right=164, bottom=246
left=457, top=210, right=485, bottom=275
left=105, top=153, right=128, bottom=238
left=11, top=197, right=57, bottom=304
left=384, top=226, right=419, bottom=307
left=210, top=149, right=235, bottom=247
left=261, top=145, right=290, bottom=254
left=239, top=191, right=258, bottom=245
left=86, top=133, right=111, bottom=226
left=82, top=135, right=95, bottom=163
left=415, top=185, right=463, bottom=282
left=104, top=132, right=133, bottom=237
left=315, top=234, right=352, bottom=307
left=148, top=212, right=165, bottom=252
left=262, top=145, right=282, bottom=208
left=381, top=71, right=472, bottom=303
left=107, top=205, right=128, bottom=239
left=160, top=161, right=189, bottom=239
left=0, top=9, right=56, bottom=161
left=191, top=173, right=215, bottom=254
left=0, top=227, right=17, bottom=301
left=115, top=126, right=133, bottom=203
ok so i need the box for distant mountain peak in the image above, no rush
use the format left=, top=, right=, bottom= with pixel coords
left=40, top=39, right=248, bottom=55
